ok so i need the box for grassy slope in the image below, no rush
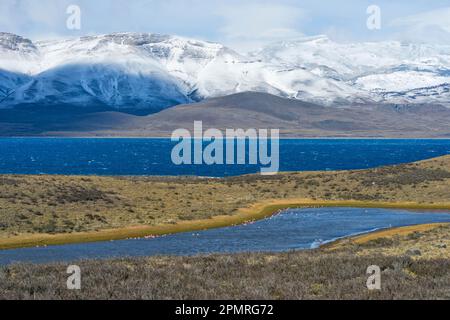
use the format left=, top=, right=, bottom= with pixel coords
left=1, top=223, right=449, bottom=299
left=0, top=155, right=449, bottom=248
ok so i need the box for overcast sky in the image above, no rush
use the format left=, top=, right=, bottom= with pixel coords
left=1, top=0, right=449, bottom=51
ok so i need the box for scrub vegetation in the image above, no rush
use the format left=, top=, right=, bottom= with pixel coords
left=1, top=223, right=449, bottom=300
left=0, top=155, right=449, bottom=248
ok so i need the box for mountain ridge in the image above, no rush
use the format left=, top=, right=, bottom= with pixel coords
left=1, top=32, right=450, bottom=113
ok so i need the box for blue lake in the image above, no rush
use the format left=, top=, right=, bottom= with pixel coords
left=0, top=139, right=449, bottom=265
left=0, top=138, right=449, bottom=176
left=1, top=207, right=450, bottom=265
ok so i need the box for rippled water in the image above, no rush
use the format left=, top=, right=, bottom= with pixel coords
left=1, top=207, right=449, bottom=265
left=0, top=138, right=448, bottom=176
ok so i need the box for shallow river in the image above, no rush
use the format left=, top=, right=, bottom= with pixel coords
left=1, top=207, right=449, bottom=265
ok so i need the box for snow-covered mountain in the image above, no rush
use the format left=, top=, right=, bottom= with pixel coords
left=255, top=35, right=450, bottom=106
left=0, top=32, right=449, bottom=113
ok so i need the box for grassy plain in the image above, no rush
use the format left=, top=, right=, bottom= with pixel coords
left=0, top=155, right=450, bottom=249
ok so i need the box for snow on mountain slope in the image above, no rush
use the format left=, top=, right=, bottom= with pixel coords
left=0, top=33, right=249, bottom=111
left=0, top=70, right=31, bottom=104
left=0, top=32, right=40, bottom=74
left=256, top=36, right=450, bottom=77
left=381, top=83, right=450, bottom=106
left=0, top=33, right=39, bottom=102
left=355, top=71, right=449, bottom=92
left=12, top=63, right=191, bottom=111
left=0, top=32, right=449, bottom=112
left=256, top=36, right=450, bottom=106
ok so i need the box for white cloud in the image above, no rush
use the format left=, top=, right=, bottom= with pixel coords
left=391, top=7, right=450, bottom=32
left=1, top=0, right=449, bottom=48
left=0, top=0, right=73, bottom=38
left=390, top=7, right=450, bottom=43
left=216, top=2, right=305, bottom=52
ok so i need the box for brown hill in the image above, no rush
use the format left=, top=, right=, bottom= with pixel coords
left=2, top=92, right=450, bottom=137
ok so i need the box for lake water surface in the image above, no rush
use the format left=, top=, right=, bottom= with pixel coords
left=1, top=207, right=449, bottom=265
left=0, top=138, right=449, bottom=176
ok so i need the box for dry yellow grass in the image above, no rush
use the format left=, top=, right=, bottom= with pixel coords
left=0, top=155, right=449, bottom=249
left=327, top=222, right=450, bottom=260
left=1, top=199, right=449, bottom=250
left=325, top=223, right=449, bottom=249
left=327, top=223, right=448, bottom=250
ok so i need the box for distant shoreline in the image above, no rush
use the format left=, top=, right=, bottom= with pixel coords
left=2, top=136, right=450, bottom=140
